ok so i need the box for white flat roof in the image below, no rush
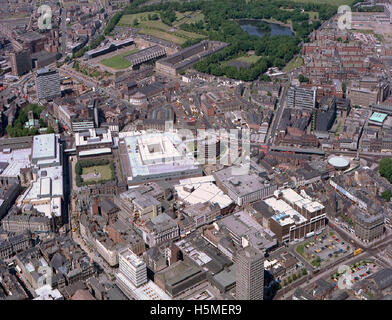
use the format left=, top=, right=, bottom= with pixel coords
left=281, top=188, right=325, bottom=212
left=281, top=188, right=303, bottom=204
left=75, top=129, right=112, bottom=146
left=28, top=197, right=62, bottom=218
left=32, top=134, right=56, bottom=160
left=264, top=197, right=307, bottom=226
left=34, top=284, right=63, bottom=300
left=175, top=175, right=233, bottom=209
left=79, top=148, right=112, bottom=157
left=117, top=274, right=171, bottom=300
left=119, top=248, right=145, bottom=268
left=0, top=148, right=31, bottom=177
left=124, top=132, right=200, bottom=180
left=40, top=177, right=51, bottom=197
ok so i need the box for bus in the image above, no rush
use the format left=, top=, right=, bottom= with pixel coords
left=354, top=248, right=362, bottom=256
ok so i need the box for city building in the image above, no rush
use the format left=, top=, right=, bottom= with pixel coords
left=35, top=67, right=61, bottom=101
left=118, top=247, right=147, bottom=287
left=235, top=246, right=264, bottom=300
left=154, top=257, right=207, bottom=297
left=156, top=40, right=228, bottom=75
left=135, top=213, right=180, bottom=247
left=10, top=51, right=32, bottom=76
left=75, top=128, right=113, bottom=158
left=216, top=210, right=277, bottom=252
left=312, top=96, right=336, bottom=132
left=84, top=37, right=134, bottom=59
left=287, top=86, right=317, bottom=110
left=353, top=209, right=385, bottom=242
left=119, top=132, right=202, bottom=186
left=124, top=45, right=166, bottom=69
left=214, top=167, right=277, bottom=206
left=265, top=189, right=326, bottom=243
left=18, top=134, right=64, bottom=222
left=0, top=230, right=32, bottom=260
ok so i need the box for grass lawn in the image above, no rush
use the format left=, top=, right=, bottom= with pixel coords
left=311, top=257, right=321, bottom=267
left=236, top=55, right=262, bottom=64
left=284, top=56, right=304, bottom=72
left=296, top=244, right=306, bottom=257
left=307, top=11, right=319, bottom=20
left=119, top=11, right=205, bottom=45
left=223, top=54, right=261, bottom=68
left=352, top=29, right=374, bottom=34
left=82, top=165, right=113, bottom=181
left=100, top=49, right=139, bottom=69
left=173, top=11, right=205, bottom=27
left=118, top=11, right=161, bottom=26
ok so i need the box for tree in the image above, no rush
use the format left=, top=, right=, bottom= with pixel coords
left=132, top=18, right=139, bottom=26
left=46, top=126, right=55, bottom=134
left=379, top=158, right=392, bottom=183
left=298, top=74, right=309, bottom=83
left=382, top=189, right=392, bottom=202
left=302, top=269, right=307, bottom=276
left=342, top=81, right=347, bottom=98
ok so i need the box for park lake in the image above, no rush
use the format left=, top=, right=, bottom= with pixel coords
left=238, top=20, right=294, bottom=38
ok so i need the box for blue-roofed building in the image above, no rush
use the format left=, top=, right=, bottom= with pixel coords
left=369, top=112, right=387, bottom=126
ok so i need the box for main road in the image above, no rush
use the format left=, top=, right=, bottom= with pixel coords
left=266, top=80, right=289, bottom=146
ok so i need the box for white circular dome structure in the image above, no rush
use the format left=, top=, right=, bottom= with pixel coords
left=328, top=156, right=350, bottom=170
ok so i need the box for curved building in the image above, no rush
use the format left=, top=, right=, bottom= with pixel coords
left=328, top=156, right=350, bottom=170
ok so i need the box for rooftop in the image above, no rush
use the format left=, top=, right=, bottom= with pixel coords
left=0, top=148, right=31, bottom=178
left=265, top=197, right=307, bottom=226
left=369, top=112, right=387, bottom=123
left=122, top=131, right=200, bottom=183
left=32, top=134, right=56, bottom=161
left=119, top=247, right=145, bottom=268
left=175, top=175, right=233, bottom=209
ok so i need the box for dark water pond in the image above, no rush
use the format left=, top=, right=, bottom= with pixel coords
left=239, top=20, right=294, bottom=37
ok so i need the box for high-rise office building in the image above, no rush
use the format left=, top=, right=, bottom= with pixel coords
left=235, top=246, right=264, bottom=300
left=10, top=51, right=32, bottom=76
left=118, top=247, right=147, bottom=287
left=287, top=86, right=316, bottom=110
left=35, top=67, right=61, bottom=101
